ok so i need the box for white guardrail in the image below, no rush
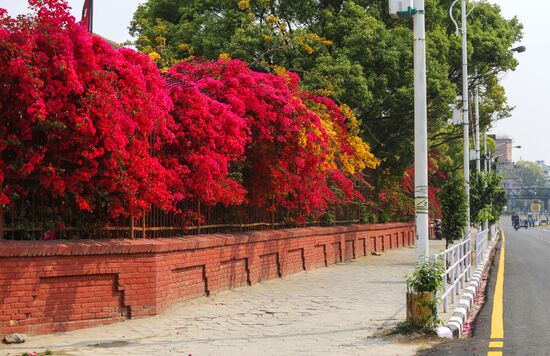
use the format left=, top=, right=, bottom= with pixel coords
left=432, top=226, right=491, bottom=313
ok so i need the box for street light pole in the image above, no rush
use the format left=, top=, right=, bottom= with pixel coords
left=450, top=0, right=471, bottom=238
left=413, top=0, right=429, bottom=261
left=389, top=0, right=429, bottom=260
left=461, top=0, right=471, bottom=240
left=474, top=73, right=481, bottom=172
left=483, top=130, right=487, bottom=171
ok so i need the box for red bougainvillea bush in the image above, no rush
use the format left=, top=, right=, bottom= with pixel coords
left=0, top=0, right=176, bottom=224
left=166, top=60, right=378, bottom=222
left=0, top=0, right=379, bottom=232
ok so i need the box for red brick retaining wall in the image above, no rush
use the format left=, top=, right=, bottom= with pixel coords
left=0, top=223, right=414, bottom=336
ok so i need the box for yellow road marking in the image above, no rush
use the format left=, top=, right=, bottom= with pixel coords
left=488, top=231, right=506, bottom=355
left=490, top=231, right=505, bottom=339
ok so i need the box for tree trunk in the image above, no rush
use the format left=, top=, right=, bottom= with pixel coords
left=406, top=291, right=435, bottom=326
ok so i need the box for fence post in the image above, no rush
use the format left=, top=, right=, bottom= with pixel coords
left=130, top=215, right=135, bottom=240
left=460, top=242, right=465, bottom=289
left=142, top=209, right=146, bottom=239
left=467, top=238, right=472, bottom=280
left=444, top=249, right=448, bottom=312
left=432, top=253, right=441, bottom=312
left=450, top=249, right=455, bottom=304
left=197, top=199, right=201, bottom=235
left=270, top=198, right=275, bottom=229
left=0, top=210, right=3, bottom=240
left=472, top=227, right=478, bottom=267
left=459, top=244, right=464, bottom=293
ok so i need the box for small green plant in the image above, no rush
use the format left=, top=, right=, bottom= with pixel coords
left=45, top=350, right=53, bottom=355
left=405, top=258, right=445, bottom=294
left=403, top=257, right=445, bottom=330
left=390, top=320, right=437, bottom=336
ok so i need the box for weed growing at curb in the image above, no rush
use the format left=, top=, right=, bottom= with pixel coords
left=19, top=350, right=54, bottom=356
left=389, top=321, right=438, bottom=337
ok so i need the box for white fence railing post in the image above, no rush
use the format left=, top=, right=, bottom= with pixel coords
left=475, top=226, right=489, bottom=266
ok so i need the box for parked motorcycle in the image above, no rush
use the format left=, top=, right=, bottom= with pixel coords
left=434, top=219, right=443, bottom=240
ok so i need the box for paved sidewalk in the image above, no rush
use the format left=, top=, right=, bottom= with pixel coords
left=2, top=241, right=445, bottom=356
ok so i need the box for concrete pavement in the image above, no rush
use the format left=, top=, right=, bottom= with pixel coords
left=1, top=240, right=446, bottom=356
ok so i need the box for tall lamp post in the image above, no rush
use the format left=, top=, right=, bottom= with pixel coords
left=475, top=75, right=481, bottom=172
left=389, top=0, right=429, bottom=261
left=450, top=0, right=471, bottom=240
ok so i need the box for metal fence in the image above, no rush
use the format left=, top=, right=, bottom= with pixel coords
left=475, top=228, right=489, bottom=266
left=432, top=234, right=472, bottom=313
left=0, top=194, right=369, bottom=240
left=433, top=225, right=493, bottom=313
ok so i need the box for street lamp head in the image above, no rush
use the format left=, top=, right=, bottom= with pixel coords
left=513, top=145, right=522, bottom=149
left=511, top=45, right=526, bottom=53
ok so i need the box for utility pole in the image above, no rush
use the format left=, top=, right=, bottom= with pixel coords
left=461, top=0, right=471, bottom=241
left=413, top=0, right=429, bottom=260
left=451, top=0, right=471, bottom=240
left=483, top=131, right=487, bottom=171
left=474, top=73, right=481, bottom=172
left=389, top=0, right=429, bottom=260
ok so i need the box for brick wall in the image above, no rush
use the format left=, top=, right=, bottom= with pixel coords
left=0, top=223, right=414, bottom=336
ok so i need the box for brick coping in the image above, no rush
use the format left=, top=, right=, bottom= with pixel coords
left=0, top=223, right=413, bottom=257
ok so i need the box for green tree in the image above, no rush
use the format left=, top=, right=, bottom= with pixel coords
left=130, top=0, right=523, bottom=218
left=470, top=171, right=507, bottom=225
left=439, top=177, right=467, bottom=248
left=515, top=161, right=547, bottom=187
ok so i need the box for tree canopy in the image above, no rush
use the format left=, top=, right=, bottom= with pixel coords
left=130, top=0, right=523, bottom=179
left=470, top=171, right=507, bottom=225
left=515, top=161, right=547, bottom=187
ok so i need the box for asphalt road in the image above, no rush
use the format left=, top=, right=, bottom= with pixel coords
left=419, top=221, right=550, bottom=355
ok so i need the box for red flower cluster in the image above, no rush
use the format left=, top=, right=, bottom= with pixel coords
left=0, top=0, right=174, bottom=217
left=0, top=0, right=376, bottom=223
left=162, top=60, right=368, bottom=220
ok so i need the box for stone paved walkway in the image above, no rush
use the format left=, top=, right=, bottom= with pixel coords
left=2, top=241, right=445, bottom=356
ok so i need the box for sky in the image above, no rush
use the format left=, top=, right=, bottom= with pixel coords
left=1, top=0, right=142, bottom=44
left=489, top=0, right=550, bottom=164
left=2, top=0, right=548, bottom=163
